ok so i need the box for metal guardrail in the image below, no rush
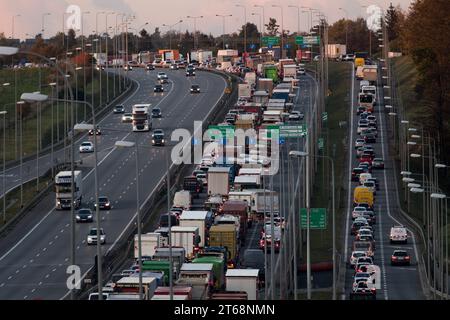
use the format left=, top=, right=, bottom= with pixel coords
left=75, top=68, right=240, bottom=300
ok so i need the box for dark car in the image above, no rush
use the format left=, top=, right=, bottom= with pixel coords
left=146, top=64, right=155, bottom=71
left=152, top=129, right=165, bottom=146
left=352, top=168, right=365, bottom=181
left=159, top=213, right=179, bottom=228
left=358, top=162, right=372, bottom=174
left=88, top=127, right=101, bottom=136
left=183, top=176, right=203, bottom=197
left=76, top=208, right=94, bottom=223
left=114, top=105, right=125, bottom=114
left=186, top=68, right=196, bottom=77
left=154, top=84, right=164, bottom=93
left=391, top=250, right=411, bottom=266
left=364, top=134, right=377, bottom=144
left=241, top=249, right=265, bottom=286
left=372, top=158, right=384, bottom=169
left=190, top=85, right=200, bottom=94
left=152, top=107, right=162, bottom=118
left=351, top=221, right=369, bottom=235
left=95, top=196, right=111, bottom=210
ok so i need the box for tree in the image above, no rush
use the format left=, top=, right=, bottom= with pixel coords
left=385, top=2, right=405, bottom=51
left=265, top=18, right=279, bottom=36
left=239, top=22, right=260, bottom=40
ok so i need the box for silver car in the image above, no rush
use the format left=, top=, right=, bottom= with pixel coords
left=79, top=141, right=94, bottom=153
left=87, top=228, right=106, bottom=245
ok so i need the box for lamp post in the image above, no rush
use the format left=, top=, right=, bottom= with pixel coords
left=41, top=13, right=51, bottom=39
left=81, top=11, right=90, bottom=121
left=105, top=12, right=115, bottom=104
left=288, top=5, right=301, bottom=37
left=216, top=14, right=233, bottom=50
left=1, top=111, right=7, bottom=224
left=253, top=5, right=265, bottom=36
left=162, top=20, right=183, bottom=50
left=250, top=13, right=262, bottom=50
left=186, top=16, right=204, bottom=50
left=11, top=14, right=21, bottom=40
left=136, top=22, right=149, bottom=52
left=96, top=12, right=106, bottom=109
left=235, top=5, right=247, bottom=58
left=272, top=5, right=284, bottom=59
left=338, top=8, right=349, bottom=49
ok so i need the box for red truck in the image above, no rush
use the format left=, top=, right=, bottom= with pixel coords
left=222, top=200, right=249, bottom=243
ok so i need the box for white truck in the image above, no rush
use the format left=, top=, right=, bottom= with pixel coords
left=251, top=190, right=280, bottom=215
left=132, top=104, right=151, bottom=132
left=263, top=110, right=283, bottom=124
left=179, top=211, right=210, bottom=248
left=55, top=171, right=83, bottom=210
left=207, top=167, right=230, bottom=196
left=234, top=175, right=261, bottom=190
left=226, top=269, right=260, bottom=300
left=283, top=64, right=297, bottom=79
left=176, top=263, right=213, bottom=300
left=244, top=72, right=257, bottom=88
left=134, top=233, right=162, bottom=259
left=114, top=277, right=158, bottom=300
left=238, top=84, right=252, bottom=100
left=170, top=226, right=201, bottom=260
left=173, top=191, right=192, bottom=210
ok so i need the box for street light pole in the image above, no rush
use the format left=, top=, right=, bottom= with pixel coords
left=186, top=16, right=204, bottom=51
left=254, top=5, right=265, bottom=36
left=105, top=12, right=115, bottom=104
left=41, top=13, right=51, bottom=39
left=216, top=14, right=233, bottom=50
left=236, top=5, right=247, bottom=59
left=272, top=5, right=284, bottom=59
left=338, top=8, right=349, bottom=49
left=1, top=111, right=7, bottom=224
left=12, top=14, right=21, bottom=40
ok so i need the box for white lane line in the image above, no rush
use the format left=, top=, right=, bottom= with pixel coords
left=378, top=203, right=388, bottom=300
left=42, top=248, right=47, bottom=252
left=23, top=296, right=28, bottom=300
left=22, top=265, right=27, bottom=269
left=15, top=269, right=20, bottom=274
left=45, top=274, right=50, bottom=279
left=7, top=276, right=12, bottom=280
left=31, top=289, right=36, bottom=293
left=343, top=62, right=355, bottom=300
left=29, top=259, right=34, bottom=264
left=38, top=282, right=42, bottom=286
left=52, top=268, right=57, bottom=273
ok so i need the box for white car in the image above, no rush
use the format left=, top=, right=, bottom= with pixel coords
left=122, top=113, right=133, bottom=123
left=87, top=228, right=106, bottom=245
left=359, top=173, right=372, bottom=185
left=157, top=72, right=167, bottom=80
left=297, top=68, right=306, bottom=76
left=390, top=226, right=408, bottom=244
left=352, top=207, right=368, bottom=220
left=355, top=138, right=365, bottom=149
left=349, top=251, right=368, bottom=267
left=79, top=142, right=94, bottom=153
left=289, top=111, right=304, bottom=121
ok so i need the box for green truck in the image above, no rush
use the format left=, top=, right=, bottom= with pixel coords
left=193, top=255, right=225, bottom=290
left=142, top=261, right=171, bottom=285
left=264, top=65, right=279, bottom=83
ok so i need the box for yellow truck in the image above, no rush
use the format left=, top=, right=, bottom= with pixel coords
left=355, top=58, right=365, bottom=69
left=209, top=224, right=238, bottom=269
left=354, top=186, right=374, bottom=207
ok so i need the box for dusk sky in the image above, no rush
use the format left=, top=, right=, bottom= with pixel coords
left=0, top=0, right=414, bottom=40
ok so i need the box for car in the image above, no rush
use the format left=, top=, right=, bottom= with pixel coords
left=186, top=68, right=196, bottom=77
left=122, top=113, right=133, bottom=123
left=391, top=250, right=411, bottom=266
left=354, top=261, right=372, bottom=273
left=352, top=168, right=365, bottom=181
left=170, top=63, right=179, bottom=70
left=297, top=68, right=306, bottom=76
left=343, top=54, right=356, bottom=61
left=88, top=127, right=101, bottom=136
left=349, top=251, right=368, bottom=268
left=259, top=235, right=280, bottom=253
left=363, top=211, right=377, bottom=225
left=355, top=203, right=373, bottom=212
left=154, top=84, right=164, bottom=93
left=359, top=173, right=372, bottom=186
left=360, top=154, right=374, bottom=165
left=358, top=123, right=369, bottom=134
left=152, top=107, right=162, bottom=118
left=390, top=226, right=408, bottom=244
left=146, top=64, right=155, bottom=71
left=114, top=105, right=125, bottom=114
left=350, top=281, right=376, bottom=300
left=79, top=141, right=94, bottom=153
left=372, top=158, right=384, bottom=169
left=358, top=163, right=372, bottom=175
left=157, top=72, right=167, bottom=80
left=363, top=181, right=377, bottom=195
left=241, top=249, right=265, bottom=285
left=95, top=196, right=111, bottom=210
left=87, top=228, right=106, bottom=245
left=152, top=129, right=165, bottom=146
left=313, top=55, right=321, bottom=61
left=352, top=272, right=372, bottom=291
left=196, top=173, right=208, bottom=186
left=364, top=134, right=377, bottom=144
left=76, top=208, right=94, bottom=223
left=365, top=127, right=378, bottom=138
left=170, top=207, right=184, bottom=216
left=367, top=115, right=377, bottom=123
left=352, top=207, right=369, bottom=220
left=355, top=138, right=365, bottom=149
left=289, top=111, right=304, bottom=121
left=351, top=221, right=369, bottom=235
left=359, top=234, right=376, bottom=249
left=356, top=146, right=366, bottom=158
left=367, top=177, right=380, bottom=191
left=124, top=65, right=133, bottom=71
left=190, top=84, right=201, bottom=94
left=356, top=229, right=374, bottom=241
left=357, top=106, right=367, bottom=115
left=368, top=121, right=377, bottom=129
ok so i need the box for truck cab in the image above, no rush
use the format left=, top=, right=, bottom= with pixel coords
left=55, top=171, right=83, bottom=210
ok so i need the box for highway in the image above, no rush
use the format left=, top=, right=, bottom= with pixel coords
left=0, top=67, right=227, bottom=300
left=343, top=62, right=425, bottom=300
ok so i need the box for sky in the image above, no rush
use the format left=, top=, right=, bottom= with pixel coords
left=0, top=0, right=415, bottom=40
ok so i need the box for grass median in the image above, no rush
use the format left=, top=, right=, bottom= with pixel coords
left=301, top=61, right=352, bottom=264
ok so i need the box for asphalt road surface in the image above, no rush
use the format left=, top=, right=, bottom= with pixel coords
left=0, top=67, right=227, bottom=300
left=343, top=62, right=425, bottom=300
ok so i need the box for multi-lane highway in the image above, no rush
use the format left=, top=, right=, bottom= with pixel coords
left=0, top=67, right=227, bottom=300
left=343, top=62, right=425, bottom=300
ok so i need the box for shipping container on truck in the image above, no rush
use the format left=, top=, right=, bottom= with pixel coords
left=141, top=261, right=171, bottom=285
left=226, top=269, right=260, bottom=300
left=238, top=83, right=252, bottom=100
left=209, top=224, right=239, bottom=268
left=179, top=211, right=211, bottom=248
left=193, top=256, right=225, bottom=290
left=173, top=190, right=192, bottom=210
left=326, top=44, right=347, bottom=59
left=271, top=88, right=291, bottom=103
left=152, top=247, right=186, bottom=279
left=207, top=167, right=231, bottom=196
left=257, top=78, right=275, bottom=95
left=222, top=200, right=250, bottom=236
left=171, top=226, right=201, bottom=260
left=153, top=286, right=193, bottom=300
left=263, top=65, right=279, bottom=83
left=283, top=64, right=297, bottom=79
left=134, top=233, right=162, bottom=259
left=253, top=91, right=270, bottom=105
left=362, top=65, right=378, bottom=84
left=159, top=49, right=180, bottom=62
left=234, top=175, right=261, bottom=191
left=176, top=263, right=214, bottom=300
left=248, top=190, right=280, bottom=219
left=114, top=277, right=158, bottom=300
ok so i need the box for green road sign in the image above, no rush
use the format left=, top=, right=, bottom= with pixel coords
left=322, top=112, right=328, bottom=122
left=265, top=125, right=280, bottom=139
left=207, top=125, right=235, bottom=139
left=318, top=138, right=325, bottom=150
left=296, top=36, right=321, bottom=45
left=262, top=36, right=280, bottom=46
left=301, top=208, right=327, bottom=229
left=280, top=125, right=308, bottom=138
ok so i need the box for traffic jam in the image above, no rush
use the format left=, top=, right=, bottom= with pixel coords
left=348, top=57, right=411, bottom=300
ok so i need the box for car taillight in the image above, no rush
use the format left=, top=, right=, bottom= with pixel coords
left=259, top=240, right=264, bottom=246
left=405, top=256, right=410, bottom=260
left=392, top=256, right=397, bottom=260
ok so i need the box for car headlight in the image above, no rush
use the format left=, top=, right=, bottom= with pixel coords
left=162, top=140, right=165, bottom=143
left=88, top=215, right=93, bottom=219
left=152, top=140, right=155, bottom=143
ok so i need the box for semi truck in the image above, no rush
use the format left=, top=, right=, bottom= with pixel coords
left=193, top=256, right=225, bottom=290
left=226, top=269, right=260, bottom=300
left=134, top=233, right=162, bottom=259
left=170, top=226, right=201, bottom=260
left=114, top=277, right=158, bottom=300
left=209, top=224, right=238, bottom=268
left=207, top=167, right=231, bottom=196
left=132, top=104, right=151, bottom=132
left=179, top=211, right=211, bottom=248
left=176, top=263, right=214, bottom=300
left=173, top=191, right=192, bottom=210
left=55, top=171, right=83, bottom=210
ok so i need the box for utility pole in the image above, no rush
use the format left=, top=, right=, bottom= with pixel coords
left=216, top=14, right=233, bottom=50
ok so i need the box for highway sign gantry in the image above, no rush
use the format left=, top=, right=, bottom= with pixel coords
left=296, top=36, right=321, bottom=46
left=262, top=36, right=280, bottom=46
left=207, top=125, right=235, bottom=139
left=300, top=208, right=327, bottom=229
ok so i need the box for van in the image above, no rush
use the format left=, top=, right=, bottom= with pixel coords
left=353, top=186, right=374, bottom=207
